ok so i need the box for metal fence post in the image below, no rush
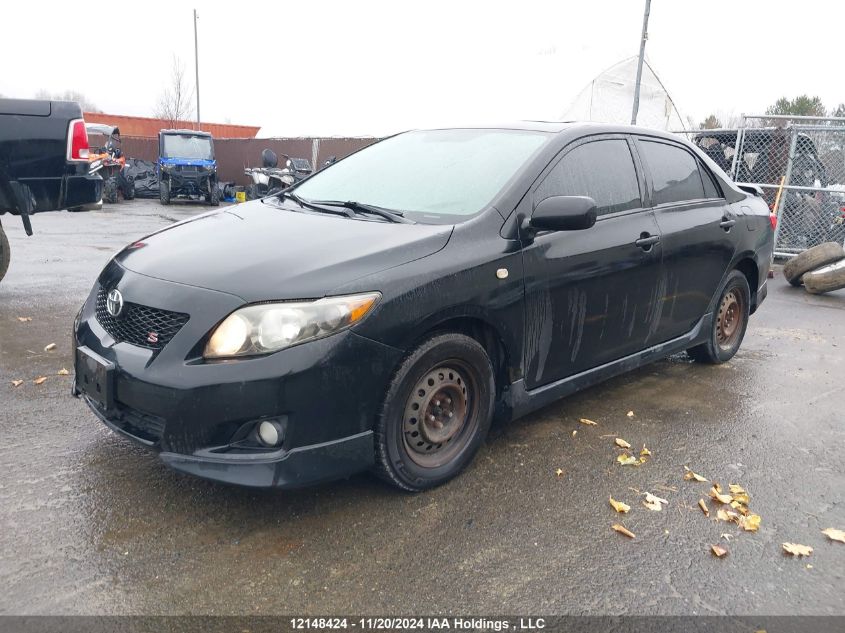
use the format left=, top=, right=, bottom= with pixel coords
left=772, top=127, right=798, bottom=253
left=729, top=114, right=745, bottom=181
left=312, top=138, right=320, bottom=171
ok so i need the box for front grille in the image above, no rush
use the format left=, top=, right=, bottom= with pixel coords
left=96, top=286, right=189, bottom=349
left=88, top=397, right=166, bottom=444
left=118, top=404, right=166, bottom=442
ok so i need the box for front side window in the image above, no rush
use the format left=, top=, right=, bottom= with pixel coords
left=640, top=140, right=705, bottom=205
left=536, top=139, right=641, bottom=216
left=293, top=129, right=550, bottom=223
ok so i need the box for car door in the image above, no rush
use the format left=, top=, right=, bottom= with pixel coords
left=636, top=137, right=737, bottom=341
left=522, top=135, right=664, bottom=390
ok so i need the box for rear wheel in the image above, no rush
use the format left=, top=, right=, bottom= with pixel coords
left=374, top=333, right=495, bottom=491
left=687, top=270, right=750, bottom=364
left=0, top=224, right=10, bottom=283
left=159, top=179, right=171, bottom=205
left=122, top=176, right=135, bottom=200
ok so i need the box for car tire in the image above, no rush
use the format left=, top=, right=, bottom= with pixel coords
left=373, top=333, right=495, bottom=491
left=687, top=269, right=751, bottom=364
left=209, top=184, right=220, bottom=206
left=0, top=224, right=10, bottom=283
left=103, top=177, right=119, bottom=204
left=782, top=241, right=845, bottom=286
left=123, top=176, right=135, bottom=200
left=802, top=260, right=845, bottom=294
left=159, top=180, right=171, bottom=206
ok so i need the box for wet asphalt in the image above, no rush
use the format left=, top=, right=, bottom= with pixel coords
left=0, top=200, right=843, bottom=616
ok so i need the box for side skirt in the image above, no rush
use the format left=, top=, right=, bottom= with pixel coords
left=504, top=313, right=712, bottom=421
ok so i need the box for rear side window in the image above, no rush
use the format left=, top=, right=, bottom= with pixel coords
left=700, top=163, right=722, bottom=199
left=536, top=139, right=641, bottom=216
left=640, top=140, right=705, bottom=205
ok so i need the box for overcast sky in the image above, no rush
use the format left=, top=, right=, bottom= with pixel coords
left=2, top=0, right=842, bottom=136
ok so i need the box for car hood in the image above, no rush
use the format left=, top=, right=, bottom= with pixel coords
left=116, top=202, right=453, bottom=301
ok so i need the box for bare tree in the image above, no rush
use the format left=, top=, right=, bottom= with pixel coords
left=153, top=56, right=195, bottom=127
left=34, top=89, right=101, bottom=112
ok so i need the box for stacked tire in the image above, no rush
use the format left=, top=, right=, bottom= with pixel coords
left=783, top=242, right=845, bottom=294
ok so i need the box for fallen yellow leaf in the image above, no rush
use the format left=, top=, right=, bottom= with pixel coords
left=684, top=466, right=708, bottom=482
left=782, top=542, right=813, bottom=557
left=626, top=410, right=635, bottom=418
left=640, top=445, right=651, bottom=457
left=698, top=499, right=710, bottom=517
left=643, top=492, right=668, bottom=511
left=571, top=430, right=577, bottom=437
left=822, top=528, right=845, bottom=544
left=11, top=379, right=24, bottom=387
left=615, top=438, right=632, bottom=449
left=617, top=454, right=639, bottom=466
left=17, top=317, right=33, bottom=322
left=554, top=468, right=564, bottom=477
left=739, top=513, right=761, bottom=532
left=716, top=509, right=739, bottom=523
left=612, top=523, right=635, bottom=539
left=44, top=343, right=57, bottom=352
left=709, top=484, right=733, bottom=504
left=730, top=501, right=750, bottom=516
left=711, top=544, right=728, bottom=558
left=609, top=496, right=631, bottom=513
left=729, top=484, right=750, bottom=505
left=579, top=418, right=597, bottom=426
left=33, top=376, right=47, bottom=385
left=57, top=368, right=70, bottom=376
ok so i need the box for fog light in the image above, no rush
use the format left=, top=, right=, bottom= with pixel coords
left=257, top=420, right=284, bottom=447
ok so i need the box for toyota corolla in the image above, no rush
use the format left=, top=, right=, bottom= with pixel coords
left=73, top=123, right=774, bottom=491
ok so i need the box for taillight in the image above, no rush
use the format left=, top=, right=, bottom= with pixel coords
left=66, top=119, right=89, bottom=162
left=769, top=214, right=777, bottom=230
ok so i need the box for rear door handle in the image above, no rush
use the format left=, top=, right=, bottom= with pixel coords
left=720, top=217, right=737, bottom=231
left=635, top=234, right=660, bottom=250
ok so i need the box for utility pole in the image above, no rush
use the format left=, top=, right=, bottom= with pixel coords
left=630, top=0, right=651, bottom=125
left=193, top=9, right=201, bottom=129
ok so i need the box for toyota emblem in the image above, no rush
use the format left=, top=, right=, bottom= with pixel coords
left=106, top=289, right=124, bottom=317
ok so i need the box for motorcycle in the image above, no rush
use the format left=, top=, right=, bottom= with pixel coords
left=244, top=149, right=313, bottom=200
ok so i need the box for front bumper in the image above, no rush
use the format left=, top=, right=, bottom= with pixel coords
left=74, top=261, right=403, bottom=488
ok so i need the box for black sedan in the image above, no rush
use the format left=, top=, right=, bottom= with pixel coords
left=73, top=122, right=774, bottom=491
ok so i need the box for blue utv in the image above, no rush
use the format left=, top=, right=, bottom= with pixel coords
left=157, top=129, right=219, bottom=206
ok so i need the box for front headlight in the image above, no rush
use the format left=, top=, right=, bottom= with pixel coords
left=203, top=292, right=381, bottom=359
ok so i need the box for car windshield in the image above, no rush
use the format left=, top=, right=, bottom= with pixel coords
left=292, top=129, right=550, bottom=222
left=161, top=134, right=214, bottom=160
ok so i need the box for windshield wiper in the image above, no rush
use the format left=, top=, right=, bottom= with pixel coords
left=276, top=190, right=354, bottom=218
left=310, top=200, right=413, bottom=224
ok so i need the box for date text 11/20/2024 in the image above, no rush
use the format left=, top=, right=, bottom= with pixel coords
left=290, top=618, right=546, bottom=630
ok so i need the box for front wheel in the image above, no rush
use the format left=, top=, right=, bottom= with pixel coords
left=0, top=224, right=10, bottom=283
left=687, top=270, right=750, bottom=364
left=159, top=179, right=171, bottom=205
left=103, top=177, right=119, bottom=204
left=374, top=333, right=495, bottom=491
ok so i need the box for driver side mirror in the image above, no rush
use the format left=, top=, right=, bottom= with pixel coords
left=529, top=196, right=597, bottom=232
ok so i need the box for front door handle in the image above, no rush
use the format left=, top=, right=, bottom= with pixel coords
left=720, top=217, right=737, bottom=231
left=635, top=233, right=660, bottom=251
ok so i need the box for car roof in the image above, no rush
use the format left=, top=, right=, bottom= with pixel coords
left=415, top=121, right=683, bottom=139
left=160, top=128, right=213, bottom=137
left=85, top=123, right=118, bottom=136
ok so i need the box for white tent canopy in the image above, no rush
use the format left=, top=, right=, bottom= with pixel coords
left=561, top=56, right=685, bottom=131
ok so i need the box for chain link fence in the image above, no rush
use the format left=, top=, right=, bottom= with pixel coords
left=675, top=114, right=845, bottom=258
